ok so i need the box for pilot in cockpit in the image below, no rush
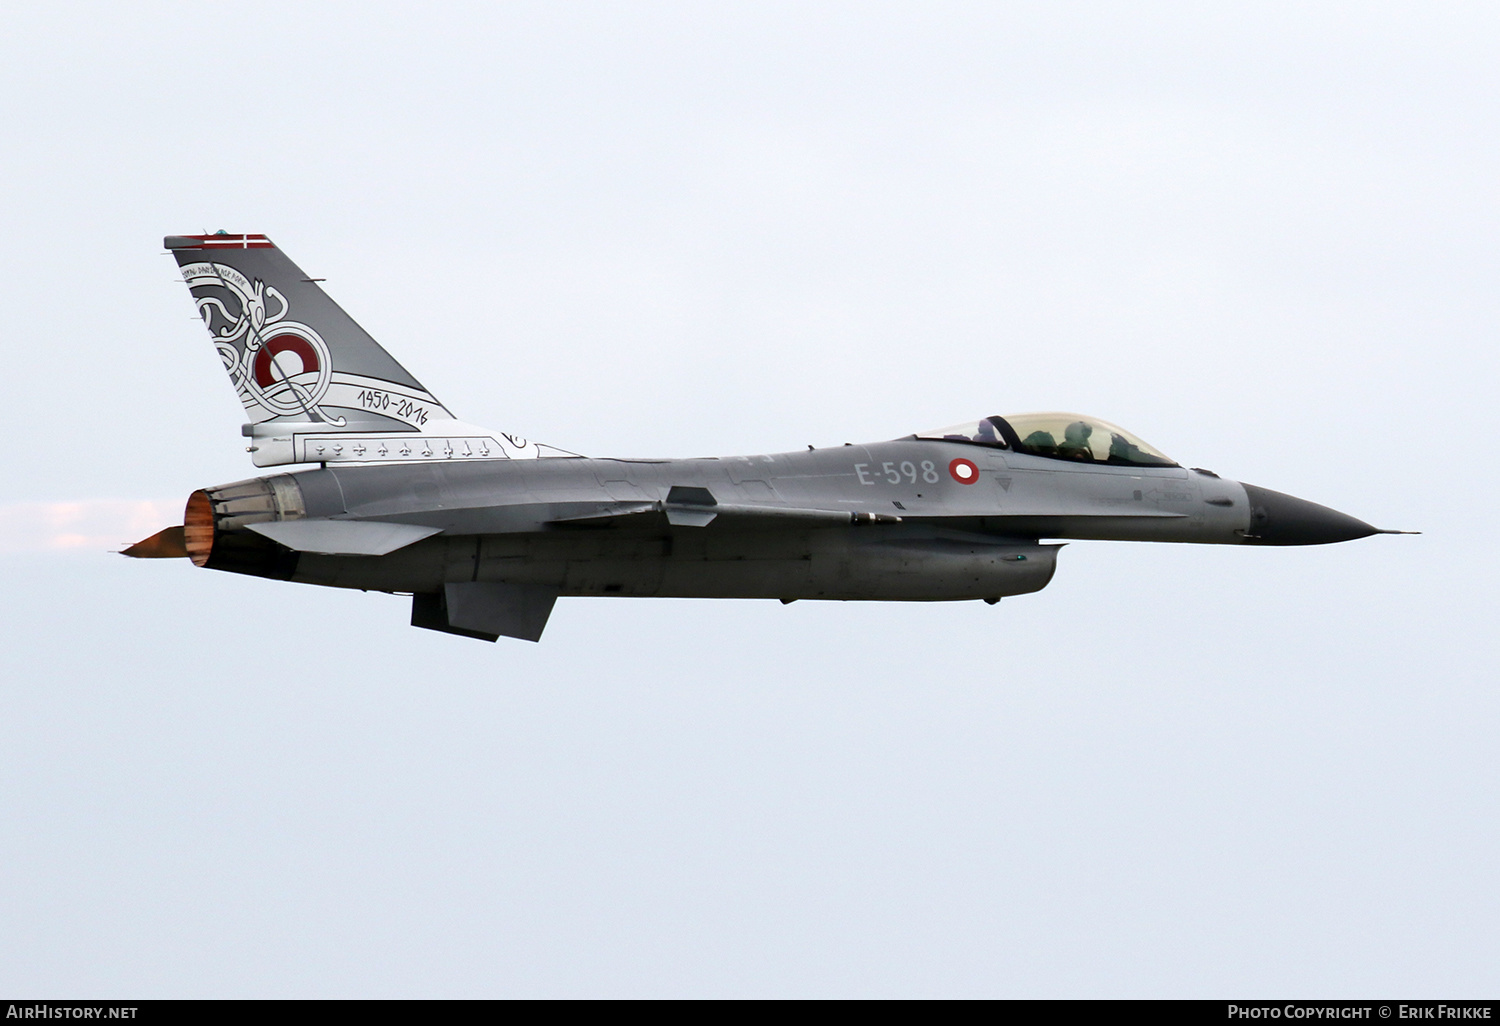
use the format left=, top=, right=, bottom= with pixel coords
left=1058, top=420, right=1095, bottom=461
left=972, top=418, right=1001, bottom=445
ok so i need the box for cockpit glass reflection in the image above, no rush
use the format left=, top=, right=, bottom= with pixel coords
left=916, top=413, right=1177, bottom=467
left=914, top=417, right=1009, bottom=448
left=1003, top=412, right=1177, bottom=466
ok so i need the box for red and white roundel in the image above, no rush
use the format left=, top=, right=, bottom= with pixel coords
left=949, top=458, right=979, bottom=484
left=253, top=334, right=321, bottom=388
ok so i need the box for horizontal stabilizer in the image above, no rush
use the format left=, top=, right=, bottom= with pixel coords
left=246, top=519, right=442, bottom=556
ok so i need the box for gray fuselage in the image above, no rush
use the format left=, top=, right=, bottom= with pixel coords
left=188, top=438, right=1271, bottom=604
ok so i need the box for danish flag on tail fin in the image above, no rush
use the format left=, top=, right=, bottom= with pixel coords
left=165, top=233, right=578, bottom=468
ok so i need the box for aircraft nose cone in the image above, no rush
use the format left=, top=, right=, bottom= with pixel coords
left=1240, top=483, right=1379, bottom=545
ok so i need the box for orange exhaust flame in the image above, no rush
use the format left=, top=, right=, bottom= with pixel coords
left=120, top=526, right=188, bottom=559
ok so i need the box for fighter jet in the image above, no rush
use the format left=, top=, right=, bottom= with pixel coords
left=124, top=233, right=1412, bottom=642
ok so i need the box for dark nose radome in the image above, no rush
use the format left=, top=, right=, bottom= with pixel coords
left=1240, top=484, right=1379, bottom=545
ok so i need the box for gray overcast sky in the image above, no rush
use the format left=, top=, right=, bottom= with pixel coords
left=1, top=1, right=1495, bottom=997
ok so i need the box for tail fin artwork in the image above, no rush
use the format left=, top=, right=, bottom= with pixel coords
left=166, top=233, right=576, bottom=467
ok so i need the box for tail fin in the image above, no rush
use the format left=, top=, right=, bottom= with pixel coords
left=166, top=233, right=574, bottom=467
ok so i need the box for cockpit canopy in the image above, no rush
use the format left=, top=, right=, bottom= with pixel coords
left=915, top=413, right=1177, bottom=467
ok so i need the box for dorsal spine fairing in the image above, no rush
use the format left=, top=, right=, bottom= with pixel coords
left=166, top=234, right=575, bottom=467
